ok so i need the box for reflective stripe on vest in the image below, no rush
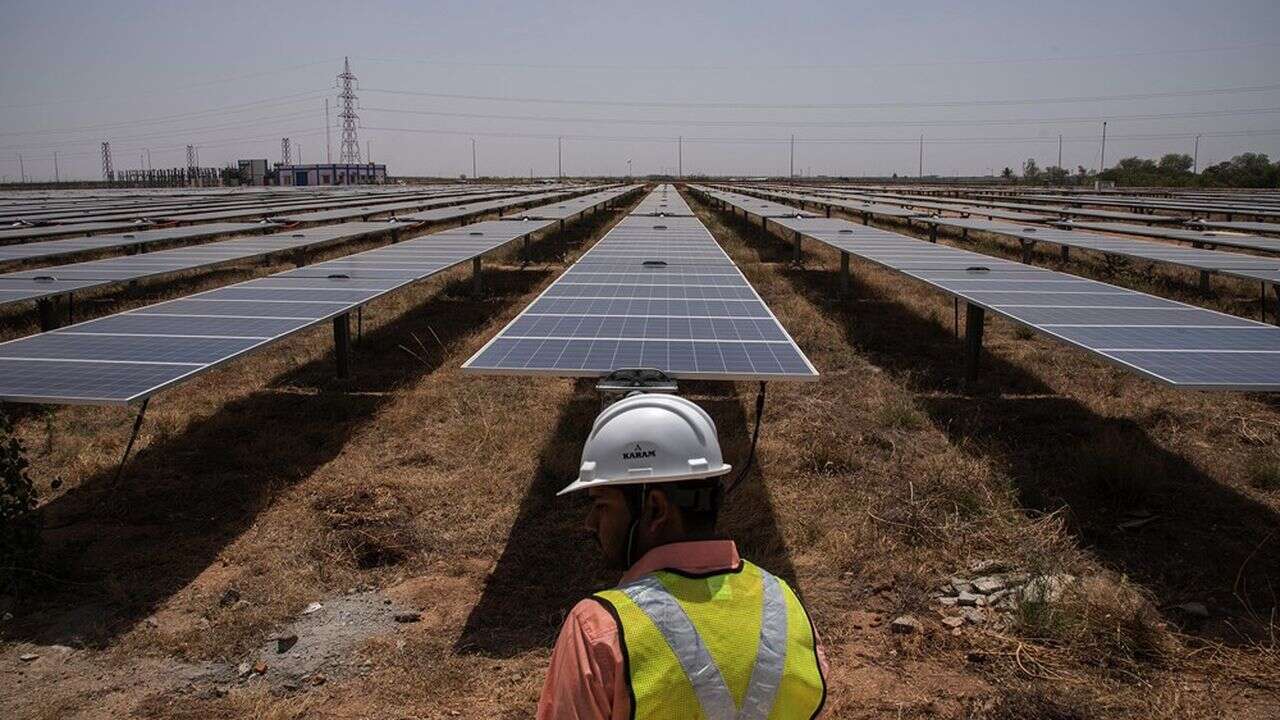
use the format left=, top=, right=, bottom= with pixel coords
left=598, top=562, right=825, bottom=720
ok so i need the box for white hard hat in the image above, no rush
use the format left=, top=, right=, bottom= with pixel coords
left=558, top=393, right=732, bottom=496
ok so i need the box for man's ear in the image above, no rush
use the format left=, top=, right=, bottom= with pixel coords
left=645, top=488, right=674, bottom=533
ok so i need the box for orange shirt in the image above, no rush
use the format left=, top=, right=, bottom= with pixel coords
left=535, top=540, right=826, bottom=719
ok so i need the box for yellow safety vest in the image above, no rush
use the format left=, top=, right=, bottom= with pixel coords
left=593, top=560, right=826, bottom=720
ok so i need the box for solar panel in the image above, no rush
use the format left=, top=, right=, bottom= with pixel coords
left=0, top=222, right=405, bottom=310
left=629, top=185, right=695, bottom=216
left=398, top=188, right=583, bottom=223
left=0, top=221, right=154, bottom=244
left=0, top=216, right=571, bottom=405
left=1186, top=219, right=1280, bottom=236
left=767, top=216, right=1280, bottom=391
left=0, top=221, right=274, bottom=266
left=690, top=187, right=819, bottom=221
left=708, top=186, right=928, bottom=221
left=922, top=217, right=1280, bottom=288
left=1053, top=221, right=1280, bottom=255
left=272, top=189, right=528, bottom=224
left=500, top=185, right=638, bottom=220
left=464, top=192, right=817, bottom=381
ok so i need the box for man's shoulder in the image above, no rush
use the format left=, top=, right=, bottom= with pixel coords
left=565, top=596, right=622, bottom=645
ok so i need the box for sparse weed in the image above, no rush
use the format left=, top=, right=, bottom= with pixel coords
left=1247, top=455, right=1280, bottom=491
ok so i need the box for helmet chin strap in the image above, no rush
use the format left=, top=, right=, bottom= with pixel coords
left=624, top=483, right=649, bottom=569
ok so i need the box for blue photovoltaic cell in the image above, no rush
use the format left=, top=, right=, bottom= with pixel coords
left=464, top=186, right=817, bottom=380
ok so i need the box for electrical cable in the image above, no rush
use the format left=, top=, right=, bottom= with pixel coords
left=725, top=382, right=767, bottom=497
left=361, top=82, right=1280, bottom=111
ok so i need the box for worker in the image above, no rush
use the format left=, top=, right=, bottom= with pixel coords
left=537, top=393, right=827, bottom=719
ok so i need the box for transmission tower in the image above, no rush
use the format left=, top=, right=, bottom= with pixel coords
left=281, top=137, right=292, bottom=165
left=101, top=141, right=113, bottom=181
left=187, top=144, right=196, bottom=170
left=337, top=57, right=361, bottom=164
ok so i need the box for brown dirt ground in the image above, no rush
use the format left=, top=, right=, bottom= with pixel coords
left=2, top=185, right=1278, bottom=718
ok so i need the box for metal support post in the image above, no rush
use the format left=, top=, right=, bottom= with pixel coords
left=861, top=212, right=870, bottom=226
left=1020, top=240, right=1033, bottom=264
left=825, top=206, right=831, bottom=218
left=839, top=252, right=850, bottom=296
left=113, top=398, right=150, bottom=483
left=37, top=298, right=57, bottom=332
left=793, top=232, right=803, bottom=263
left=928, top=223, right=938, bottom=243
left=472, top=256, right=483, bottom=297
left=964, top=302, right=985, bottom=385
left=1199, top=271, right=1212, bottom=294
left=333, top=313, right=351, bottom=379
left=1061, top=246, right=1070, bottom=262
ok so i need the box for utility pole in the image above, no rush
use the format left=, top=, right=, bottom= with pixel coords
left=325, top=99, right=332, bottom=163
left=101, top=141, right=113, bottom=181
left=557, top=136, right=563, bottom=179
left=471, top=138, right=477, bottom=178
left=678, top=136, right=682, bottom=178
left=297, top=143, right=302, bottom=164
left=1099, top=121, right=1107, bottom=173
left=18, top=154, right=24, bottom=183
left=366, top=140, right=370, bottom=164
left=281, top=137, right=291, bottom=166
left=1193, top=134, right=1201, bottom=174
left=1057, top=134, right=1063, bottom=169
left=146, top=148, right=152, bottom=171
left=627, top=158, right=632, bottom=178
left=53, top=151, right=59, bottom=183
left=337, top=57, right=361, bottom=163
left=918, top=135, right=924, bottom=178
left=789, top=134, right=795, bottom=179
left=187, top=145, right=196, bottom=186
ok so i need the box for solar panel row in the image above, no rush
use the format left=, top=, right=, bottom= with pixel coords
left=464, top=186, right=817, bottom=381
left=0, top=221, right=275, bottom=267
left=0, top=222, right=406, bottom=311
left=0, top=186, right=638, bottom=405
left=764, top=216, right=1280, bottom=390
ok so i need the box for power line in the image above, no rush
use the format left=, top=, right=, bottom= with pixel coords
left=359, top=104, right=1280, bottom=129
left=0, top=60, right=338, bottom=111
left=361, top=123, right=1280, bottom=146
left=362, top=82, right=1280, bottom=111
left=351, top=42, right=1280, bottom=71
left=0, top=90, right=328, bottom=139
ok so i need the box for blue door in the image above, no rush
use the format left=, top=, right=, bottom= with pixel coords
left=295, top=171, right=308, bottom=186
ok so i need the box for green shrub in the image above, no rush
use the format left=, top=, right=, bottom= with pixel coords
left=0, top=410, right=40, bottom=593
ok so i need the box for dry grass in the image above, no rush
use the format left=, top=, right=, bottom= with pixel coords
left=1, top=186, right=1278, bottom=719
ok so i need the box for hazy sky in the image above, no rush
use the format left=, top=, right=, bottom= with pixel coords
left=2, top=0, right=1278, bottom=180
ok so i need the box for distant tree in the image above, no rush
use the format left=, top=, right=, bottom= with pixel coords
left=1001, top=167, right=1014, bottom=180
left=1022, top=158, right=1041, bottom=180
left=1044, top=165, right=1069, bottom=184
left=1158, top=153, right=1194, bottom=173
left=1076, top=165, right=1089, bottom=177
left=1201, top=152, right=1279, bottom=187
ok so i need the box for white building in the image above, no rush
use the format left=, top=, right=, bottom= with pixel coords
left=275, top=163, right=388, bottom=186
